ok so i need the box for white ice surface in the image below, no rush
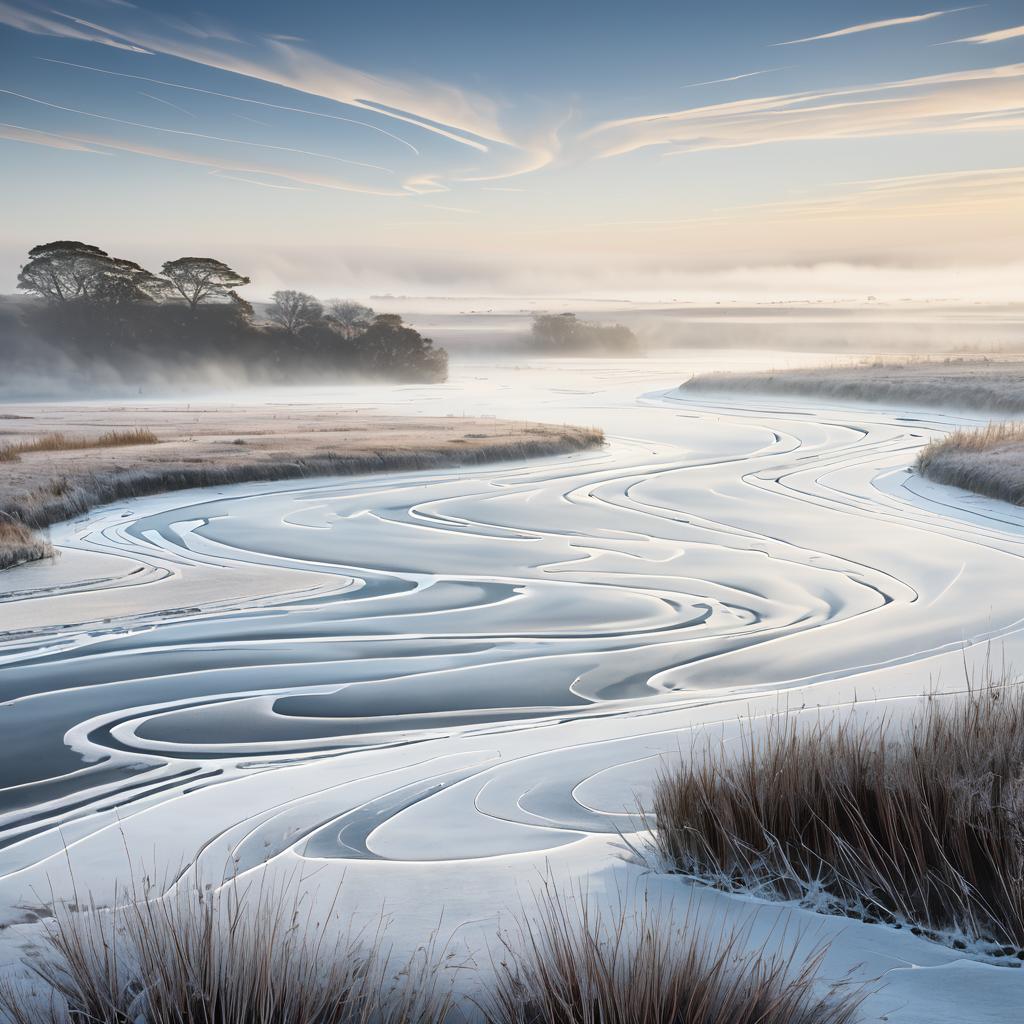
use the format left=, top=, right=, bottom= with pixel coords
left=0, top=354, right=1022, bottom=1021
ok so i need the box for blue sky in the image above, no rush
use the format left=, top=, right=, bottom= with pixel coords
left=1, top=0, right=1022, bottom=301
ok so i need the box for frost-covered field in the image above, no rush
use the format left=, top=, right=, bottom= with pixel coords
left=685, top=359, right=1024, bottom=414
left=1, top=353, right=1023, bottom=1022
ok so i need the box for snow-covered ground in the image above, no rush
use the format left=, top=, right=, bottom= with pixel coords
left=1, top=353, right=1022, bottom=1021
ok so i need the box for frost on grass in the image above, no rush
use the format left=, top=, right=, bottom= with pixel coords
left=652, top=677, right=1024, bottom=954
left=916, top=422, right=1024, bottom=506
left=484, top=884, right=865, bottom=1024
left=683, top=360, right=1024, bottom=415
left=0, top=877, right=866, bottom=1024
left=0, top=519, right=52, bottom=570
left=0, top=426, right=604, bottom=571
left=0, top=878, right=455, bottom=1024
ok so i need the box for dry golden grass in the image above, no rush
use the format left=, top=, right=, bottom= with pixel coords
left=652, top=677, right=1024, bottom=952
left=0, top=518, right=52, bottom=570
left=922, top=422, right=1024, bottom=454
left=0, top=428, right=159, bottom=462
left=916, top=422, right=1024, bottom=505
left=484, top=885, right=865, bottom=1024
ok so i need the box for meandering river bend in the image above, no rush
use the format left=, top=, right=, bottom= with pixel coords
left=2, top=356, right=1023, bottom=1022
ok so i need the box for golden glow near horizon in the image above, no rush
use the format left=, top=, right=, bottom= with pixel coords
left=0, top=0, right=1022, bottom=302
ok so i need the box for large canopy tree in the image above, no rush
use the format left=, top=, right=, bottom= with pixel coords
left=18, top=241, right=124, bottom=303
left=90, top=264, right=168, bottom=306
left=160, top=257, right=250, bottom=311
left=18, top=241, right=169, bottom=306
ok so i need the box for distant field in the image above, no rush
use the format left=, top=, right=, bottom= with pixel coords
left=681, top=359, right=1024, bottom=414
left=0, top=405, right=603, bottom=570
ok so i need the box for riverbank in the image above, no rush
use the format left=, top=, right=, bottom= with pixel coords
left=0, top=403, right=603, bottom=570
left=681, top=358, right=1024, bottom=414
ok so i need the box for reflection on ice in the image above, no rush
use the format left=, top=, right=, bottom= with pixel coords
left=1, top=354, right=1023, bottom=881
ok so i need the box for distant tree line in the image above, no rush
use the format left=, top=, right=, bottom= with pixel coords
left=13, top=241, right=448, bottom=384
left=529, top=313, right=640, bottom=354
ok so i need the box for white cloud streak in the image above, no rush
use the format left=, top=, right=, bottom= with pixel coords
left=954, top=24, right=1024, bottom=43
left=138, top=90, right=197, bottom=118
left=0, top=121, right=105, bottom=151
left=684, top=68, right=792, bottom=88
left=0, top=119, right=412, bottom=195
left=0, top=3, right=510, bottom=153
left=0, top=0, right=150, bottom=50
left=585, top=63, right=1024, bottom=158
left=39, top=58, right=422, bottom=154
left=0, top=87, right=396, bottom=173
left=0, top=1, right=565, bottom=184
left=775, top=7, right=974, bottom=46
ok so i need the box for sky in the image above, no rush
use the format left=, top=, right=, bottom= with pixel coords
left=0, top=0, right=1023, bottom=303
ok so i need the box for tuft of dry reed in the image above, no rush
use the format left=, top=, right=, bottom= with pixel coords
left=652, top=678, right=1024, bottom=951
left=483, top=885, right=865, bottom=1024
left=0, top=429, right=159, bottom=463
left=0, top=878, right=455, bottom=1024
left=921, top=422, right=1024, bottom=454
left=916, top=422, right=1024, bottom=505
left=0, top=518, right=52, bottom=570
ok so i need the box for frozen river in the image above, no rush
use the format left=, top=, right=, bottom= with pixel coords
left=2, top=354, right=1023, bottom=1022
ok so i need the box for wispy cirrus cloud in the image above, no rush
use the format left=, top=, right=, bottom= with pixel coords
left=774, top=7, right=975, bottom=46
left=0, top=121, right=105, bottom=151
left=584, top=63, right=1024, bottom=158
left=717, top=165, right=1024, bottom=223
left=0, top=1, right=544, bottom=166
left=0, top=87, right=397, bottom=173
left=0, top=0, right=565, bottom=187
left=138, top=90, right=196, bottom=118
left=0, top=0, right=150, bottom=50
left=39, top=59, right=423, bottom=154
left=684, top=68, right=792, bottom=88
left=0, top=119, right=413, bottom=195
left=953, top=24, right=1024, bottom=43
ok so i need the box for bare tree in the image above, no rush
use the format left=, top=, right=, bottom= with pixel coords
left=161, top=257, right=250, bottom=311
left=327, top=300, right=375, bottom=339
left=266, top=290, right=324, bottom=334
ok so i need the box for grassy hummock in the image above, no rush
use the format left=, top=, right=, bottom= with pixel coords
left=916, top=422, right=1024, bottom=506
left=652, top=678, right=1024, bottom=954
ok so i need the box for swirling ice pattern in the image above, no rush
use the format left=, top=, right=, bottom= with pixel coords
left=2, top=366, right=1024, bottom=890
